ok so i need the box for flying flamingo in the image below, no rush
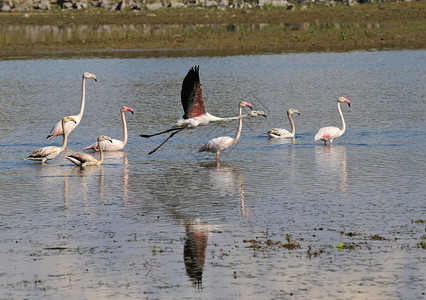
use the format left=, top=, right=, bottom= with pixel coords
left=140, top=66, right=266, bottom=155
left=46, top=72, right=97, bottom=139
left=267, top=108, right=300, bottom=138
left=198, top=101, right=251, bottom=163
left=26, top=116, right=77, bottom=163
left=82, top=106, right=134, bottom=151
left=313, top=97, right=351, bottom=145
left=66, top=135, right=113, bottom=167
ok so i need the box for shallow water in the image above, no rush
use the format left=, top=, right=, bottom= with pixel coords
left=0, top=50, right=425, bottom=299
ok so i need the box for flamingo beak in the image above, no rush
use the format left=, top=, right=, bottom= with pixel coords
left=129, top=109, right=134, bottom=114
left=92, top=75, right=97, bottom=82
left=247, top=103, right=253, bottom=110
left=109, top=139, right=113, bottom=143
left=347, top=102, right=351, bottom=107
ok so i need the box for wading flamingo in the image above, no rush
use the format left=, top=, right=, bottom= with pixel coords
left=26, top=116, right=77, bottom=163
left=313, top=97, right=351, bottom=145
left=198, top=101, right=251, bottom=163
left=267, top=108, right=300, bottom=138
left=140, top=66, right=266, bottom=155
left=83, top=106, right=134, bottom=151
left=66, top=135, right=112, bottom=167
left=47, top=72, right=97, bottom=139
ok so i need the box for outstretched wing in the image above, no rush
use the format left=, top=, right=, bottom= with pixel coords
left=181, top=65, right=206, bottom=119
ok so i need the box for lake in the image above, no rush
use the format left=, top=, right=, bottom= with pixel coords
left=0, top=49, right=425, bottom=299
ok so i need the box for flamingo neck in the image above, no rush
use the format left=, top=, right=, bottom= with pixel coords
left=234, top=106, right=244, bottom=143
left=213, top=111, right=246, bottom=122
left=288, top=112, right=296, bottom=136
left=97, top=139, right=104, bottom=165
left=78, top=76, right=86, bottom=119
left=121, top=111, right=128, bottom=145
left=338, top=101, right=346, bottom=135
left=60, top=120, right=69, bottom=151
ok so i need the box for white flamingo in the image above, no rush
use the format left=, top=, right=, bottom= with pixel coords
left=198, top=101, right=251, bottom=163
left=26, top=116, right=77, bottom=163
left=66, top=135, right=113, bottom=167
left=46, top=72, right=97, bottom=139
left=82, top=106, right=134, bottom=151
left=140, top=66, right=266, bottom=154
left=267, top=108, right=300, bottom=138
left=314, top=97, right=351, bottom=145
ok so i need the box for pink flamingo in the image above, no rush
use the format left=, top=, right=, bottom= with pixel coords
left=46, top=72, right=97, bottom=139
left=140, top=66, right=265, bottom=154
left=313, top=97, right=351, bottom=145
left=267, top=108, right=300, bottom=138
left=66, top=135, right=113, bottom=167
left=198, top=101, right=252, bottom=163
left=26, top=116, right=77, bottom=163
left=82, top=106, right=134, bottom=151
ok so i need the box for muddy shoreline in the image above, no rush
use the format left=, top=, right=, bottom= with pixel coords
left=0, top=2, right=425, bottom=56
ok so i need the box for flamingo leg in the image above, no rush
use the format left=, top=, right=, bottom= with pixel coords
left=216, top=154, right=220, bottom=163
left=148, top=127, right=186, bottom=155
left=140, top=127, right=184, bottom=138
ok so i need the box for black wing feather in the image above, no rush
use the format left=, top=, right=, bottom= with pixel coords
left=181, top=65, right=200, bottom=119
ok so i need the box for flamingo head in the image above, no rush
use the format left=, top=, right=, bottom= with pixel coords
left=83, top=72, right=97, bottom=82
left=249, top=110, right=267, bottom=118
left=338, top=97, right=350, bottom=107
left=98, top=135, right=113, bottom=143
left=122, top=106, right=134, bottom=114
left=63, top=116, right=77, bottom=124
left=240, top=101, right=252, bottom=110
left=288, top=108, right=300, bottom=116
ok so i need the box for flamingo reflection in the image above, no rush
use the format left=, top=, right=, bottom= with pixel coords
left=183, top=220, right=209, bottom=288
left=314, top=145, right=347, bottom=193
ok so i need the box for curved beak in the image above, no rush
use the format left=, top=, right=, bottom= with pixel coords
left=92, top=75, right=97, bottom=82
left=109, top=139, right=113, bottom=143
left=347, top=102, right=351, bottom=107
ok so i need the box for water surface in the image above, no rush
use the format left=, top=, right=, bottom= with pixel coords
left=0, top=50, right=425, bottom=299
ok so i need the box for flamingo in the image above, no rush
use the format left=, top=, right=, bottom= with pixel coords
left=26, top=116, right=77, bottom=163
left=267, top=108, right=300, bottom=138
left=140, top=66, right=266, bottom=155
left=313, top=97, right=351, bottom=145
left=46, top=72, right=97, bottom=139
left=66, top=135, right=113, bottom=167
left=82, top=106, right=134, bottom=151
left=198, top=101, right=251, bottom=163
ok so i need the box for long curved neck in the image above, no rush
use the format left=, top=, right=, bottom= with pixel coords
left=60, top=121, right=69, bottom=151
left=288, top=113, right=296, bottom=136
left=78, top=76, right=86, bottom=118
left=338, top=101, right=346, bottom=135
left=233, top=106, right=244, bottom=143
left=97, top=140, right=104, bottom=165
left=121, top=111, right=128, bottom=145
left=211, top=112, right=246, bottom=122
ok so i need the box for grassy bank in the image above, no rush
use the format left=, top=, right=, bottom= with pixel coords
left=0, top=2, right=425, bottom=55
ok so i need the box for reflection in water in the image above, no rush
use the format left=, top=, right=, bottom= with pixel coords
left=314, top=146, right=347, bottom=194
left=183, top=220, right=209, bottom=289
left=63, top=165, right=104, bottom=214
left=268, top=137, right=295, bottom=145
left=202, top=162, right=253, bottom=219
left=103, top=152, right=130, bottom=205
